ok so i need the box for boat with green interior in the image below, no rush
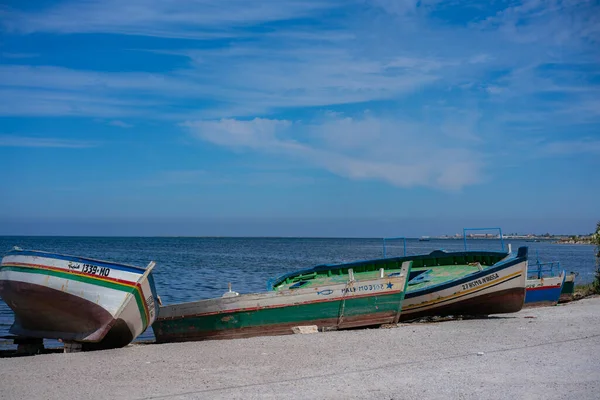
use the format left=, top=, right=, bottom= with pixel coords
left=152, top=262, right=412, bottom=343
left=270, top=229, right=528, bottom=321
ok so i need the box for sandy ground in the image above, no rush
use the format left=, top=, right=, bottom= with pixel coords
left=1, top=297, right=599, bottom=400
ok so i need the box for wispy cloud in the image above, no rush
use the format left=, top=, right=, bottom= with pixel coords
left=475, top=0, right=600, bottom=45
left=1, top=0, right=342, bottom=38
left=539, top=138, right=600, bottom=156
left=0, top=0, right=598, bottom=194
left=183, top=113, right=484, bottom=190
left=143, top=170, right=209, bottom=187
left=369, top=0, right=440, bottom=17
left=1, top=52, right=39, bottom=59
left=1, top=1, right=598, bottom=126
left=109, top=120, right=134, bottom=128
left=0, top=135, right=99, bottom=148
left=0, top=50, right=442, bottom=119
left=144, top=169, right=317, bottom=187
left=0, top=87, right=161, bottom=117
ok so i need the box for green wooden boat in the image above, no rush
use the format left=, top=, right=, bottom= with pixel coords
left=271, top=236, right=528, bottom=321
left=152, top=262, right=412, bottom=343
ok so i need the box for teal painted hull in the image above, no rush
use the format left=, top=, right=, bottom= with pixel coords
left=153, top=290, right=406, bottom=342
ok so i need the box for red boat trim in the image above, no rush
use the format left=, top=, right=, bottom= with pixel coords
left=526, top=285, right=562, bottom=291
left=1, top=263, right=151, bottom=328
left=404, top=272, right=523, bottom=313
left=2, top=262, right=140, bottom=286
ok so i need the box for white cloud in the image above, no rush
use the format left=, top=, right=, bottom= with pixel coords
left=143, top=169, right=317, bottom=187
left=143, top=170, right=209, bottom=187
left=0, top=65, right=209, bottom=95
left=474, top=0, right=600, bottom=45
left=0, top=135, right=99, bottom=148
left=184, top=114, right=484, bottom=190
left=0, top=88, right=152, bottom=117
left=183, top=118, right=295, bottom=151
left=0, top=0, right=598, bottom=185
left=1, top=0, right=341, bottom=38
left=540, top=139, right=600, bottom=156
left=369, top=0, right=440, bottom=17
left=0, top=53, right=440, bottom=119
left=109, top=120, right=134, bottom=128
left=1, top=52, right=39, bottom=59
left=1, top=1, right=596, bottom=126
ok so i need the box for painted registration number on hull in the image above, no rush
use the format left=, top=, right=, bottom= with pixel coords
left=68, top=261, right=111, bottom=277
left=461, top=273, right=499, bottom=291
left=341, top=283, right=386, bottom=294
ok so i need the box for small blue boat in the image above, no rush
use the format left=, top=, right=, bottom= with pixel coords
left=524, top=256, right=565, bottom=307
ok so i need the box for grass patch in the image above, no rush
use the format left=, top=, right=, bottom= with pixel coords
left=574, top=283, right=599, bottom=299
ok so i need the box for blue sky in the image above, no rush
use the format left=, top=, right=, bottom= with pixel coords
left=0, top=0, right=598, bottom=236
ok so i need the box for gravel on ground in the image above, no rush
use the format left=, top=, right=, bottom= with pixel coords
left=1, top=297, right=599, bottom=400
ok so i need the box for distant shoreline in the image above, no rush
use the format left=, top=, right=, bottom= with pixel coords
left=0, top=234, right=594, bottom=241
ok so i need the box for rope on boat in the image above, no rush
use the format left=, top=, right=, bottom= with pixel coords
left=392, top=261, right=411, bottom=324
left=336, top=270, right=355, bottom=328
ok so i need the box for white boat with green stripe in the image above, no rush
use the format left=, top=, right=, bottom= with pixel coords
left=0, top=247, right=159, bottom=351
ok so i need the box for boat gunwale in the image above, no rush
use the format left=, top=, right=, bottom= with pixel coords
left=526, top=270, right=566, bottom=287
left=404, top=269, right=525, bottom=312
left=0, top=250, right=160, bottom=335
left=156, top=270, right=410, bottom=313
left=0, top=264, right=152, bottom=330
left=270, top=249, right=511, bottom=288
left=155, top=287, right=406, bottom=320
left=270, top=249, right=528, bottom=300
left=3, top=248, right=149, bottom=273
left=524, top=271, right=565, bottom=307
left=405, top=250, right=527, bottom=298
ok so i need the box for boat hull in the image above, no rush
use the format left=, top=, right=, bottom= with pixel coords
left=402, top=287, right=525, bottom=321
left=0, top=280, right=116, bottom=340
left=153, top=265, right=410, bottom=343
left=400, top=255, right=528, bottom=320
left=270, top=246, right=529, bottom=321
left=559, top=273, right=576, bottom=303
left=0, top=249, right=159, bottom=350
left=524, top=272, right=565, bottom=308
left=153, top=292, right=405, bottom=343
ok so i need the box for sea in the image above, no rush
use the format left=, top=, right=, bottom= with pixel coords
left=0, top=236, right=596, bottom=349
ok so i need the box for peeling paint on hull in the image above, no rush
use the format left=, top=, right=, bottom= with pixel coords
left=401, top=259, right=528, bottom=320
left=153, top=264, right=411, bottom=343
left=558, top=273, right=576, bottom=303
left=524, top=272, right=565, bottom=308
left=401, top=287, right=525, bottom=321
left=269, top=247, right=530, bottom=322
left=154, top=309, right=401, bottom=343
left=0, top=248, right=158, bottom=350
left=0, top=280, right=114, bottom=340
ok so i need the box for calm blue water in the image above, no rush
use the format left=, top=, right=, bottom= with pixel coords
left=0, top=236, right=596, bottom=349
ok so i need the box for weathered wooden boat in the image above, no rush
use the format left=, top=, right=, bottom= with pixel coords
left=152, top=262, right=411, bottom=343
left=559, top=272, right=577, bottom=303
left=270, top=229, right=528, bottom=321
left=401, top=246, right=528, bottom=320
left=0, top=247, right=159, bottom=351
left=524, top=258, right=566, bottom=307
